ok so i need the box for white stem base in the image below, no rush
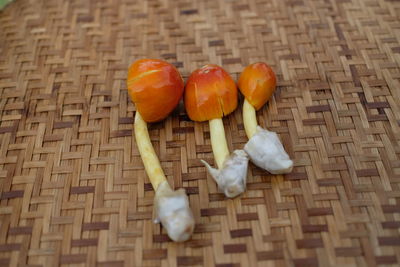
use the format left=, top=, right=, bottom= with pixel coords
left=244, top=126, right=293, bottom=174
left=203, top=119, right=249, bottom=198
left=201, top=150, right=249, bottom=198
left=242, top=100, right=293, bottom=174
left=153, top=181, right=195, bottom=242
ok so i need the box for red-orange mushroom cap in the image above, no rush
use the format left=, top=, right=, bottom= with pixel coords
left=184, top=64, right=238, bottom=122
left=238, top=62, right=277, bottom=110
left=127, top=59, right=184, bottom=123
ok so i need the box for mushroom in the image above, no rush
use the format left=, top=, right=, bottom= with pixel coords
left=184, top=64, right=249, bottom=198
left=238, top=62, right=293, bottom=174
left=127, top=59, right=194, bottom=242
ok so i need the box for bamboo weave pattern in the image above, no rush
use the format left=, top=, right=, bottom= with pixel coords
left=1, top=0, right=400, bottom=266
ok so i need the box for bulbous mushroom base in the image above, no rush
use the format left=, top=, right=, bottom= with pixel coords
left=201, top=150, right=249, bottom=198
left=153, top=181, right=195, bottom=242
left=244, top=126, right=293, bottom=174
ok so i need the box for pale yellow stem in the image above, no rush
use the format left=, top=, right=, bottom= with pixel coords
left=243, top=99, right=258, bottom=139
left=209, top=118, right=229, bottom=169
left=134, top=112, right=167, bottom=191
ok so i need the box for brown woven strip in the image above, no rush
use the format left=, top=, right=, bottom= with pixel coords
left=1, top=0, right=400, bottom=266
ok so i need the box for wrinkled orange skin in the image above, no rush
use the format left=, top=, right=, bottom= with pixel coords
left=238, top=62, right=276, bottom=110
left=184, top=64, right=238, bottom=122
left=127, top=59, right=184, bottom=122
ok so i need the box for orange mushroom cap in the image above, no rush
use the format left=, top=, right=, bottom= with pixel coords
left=238, top=62, right=276, bottom=110
left=127, top=59, right=184, bottom=122
left=184, top=64, right=238, bottom=122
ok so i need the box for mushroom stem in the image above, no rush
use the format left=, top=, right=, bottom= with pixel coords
left=134, top=112, right=166, bottom=191
left=134, top=112, right=195, bottom=242
left=242, top=100, right=293, bottom=174
left=243, top=99, right=258, bottom=139
left=209, top=118, right=230, bottom=169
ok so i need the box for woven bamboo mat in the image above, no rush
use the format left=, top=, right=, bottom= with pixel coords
left=1, top=0, right=400, bottom=266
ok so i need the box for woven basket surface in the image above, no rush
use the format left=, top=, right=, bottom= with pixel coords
left=1, top=0, right=400, bottom=266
